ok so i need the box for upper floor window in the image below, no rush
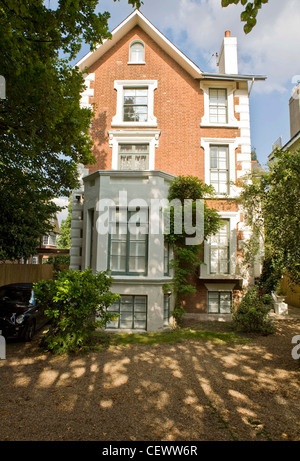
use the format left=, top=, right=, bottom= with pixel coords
left=123, top=88, right=148, bottom=122
left=119, top=144, right=149, bottom=170
left=209, top=88, right=228, bottom=124
left=129, top=40, right=145, bottom=64
left=112, top=80, right=157, bottom=127
left=43, top=235, right=49, bottom=246
left=210, top=145, right=229, bottom=195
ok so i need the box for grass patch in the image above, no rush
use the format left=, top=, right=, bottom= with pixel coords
left=106, top=328, right=249, bottom=348
left=43, top=327, right=249, bottom=355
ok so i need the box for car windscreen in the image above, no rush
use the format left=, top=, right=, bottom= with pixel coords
left=0, top=287, right=32, bottom=304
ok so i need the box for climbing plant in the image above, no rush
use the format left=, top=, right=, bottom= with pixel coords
left=164, top=176, right=222, bottom=325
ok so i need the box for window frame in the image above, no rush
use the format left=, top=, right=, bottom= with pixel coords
left=209, top=88, right=228, bottom=124
left=163, top=293, right=171, bottom=327
left=43, top=235, right=49, bottom=246
left=118, top=143, right=150, bottom=170
left=209, top=219, right=230, bottom=275
left=108, top=207, right=149, bottom=276
left=209, top=144, right=229, bottom=196
left=208, top=291, right=232, bottom=314
left=123, top=87, right=148, bottom=123
left=200, top=81, right=239, bottom=128
left=106, top=295, right=148, bottom=330
left=128, top=40, right=145, bottom=64
left=164, top=240, right=170, bottom=276
left=112, top=80, right=157, bottom=128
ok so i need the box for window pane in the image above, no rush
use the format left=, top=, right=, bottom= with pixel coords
left=219, top=182, right=228, bottom=194
left=136, top=89, right=148, bottom=96
left=209, top=89, right=227, bottom=123
left=109, top=209, right=148, bottom=275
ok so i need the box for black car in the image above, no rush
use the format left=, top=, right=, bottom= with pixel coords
left=0, top=283, right=48, bottom=341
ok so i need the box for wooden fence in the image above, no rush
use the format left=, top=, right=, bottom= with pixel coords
left=280, top=276, right=300, bottom=308
left=0, top=264, right=69, bottom=286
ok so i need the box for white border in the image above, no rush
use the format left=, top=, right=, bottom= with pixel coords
left=108, top=129, right=161, bottom=170
left=112, top=80, right=158, bottom=128
left=201, top=137, right=239, bottom=198
left=200, top=211, right=240, bottom=280
left=200, top=80, right=238, bottom=128
left=128, top=40, right=146, bottom=65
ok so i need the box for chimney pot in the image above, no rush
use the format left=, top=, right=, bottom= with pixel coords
left=225, top=30, right=231, bottom=38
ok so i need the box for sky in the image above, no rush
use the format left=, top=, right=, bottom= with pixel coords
left=52, top=0, right=300, bottom=222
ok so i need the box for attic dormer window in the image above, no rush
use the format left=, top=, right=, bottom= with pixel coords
left=129, top=40, right=145, bottom=64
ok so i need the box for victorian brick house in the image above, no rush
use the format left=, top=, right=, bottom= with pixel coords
left=70, top=10, right=266, bottom=331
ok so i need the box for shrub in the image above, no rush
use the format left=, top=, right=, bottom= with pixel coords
left=34, top=269, right=120, bottom=354
left=232, top=287, right=275, bottom=335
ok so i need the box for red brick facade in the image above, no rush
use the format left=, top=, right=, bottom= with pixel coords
left=76, top=14, right=256, bottom=318
left=87, top=26, right=241, bottom=181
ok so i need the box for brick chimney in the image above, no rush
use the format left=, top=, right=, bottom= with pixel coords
left=218, top=30, right=238, bottom=75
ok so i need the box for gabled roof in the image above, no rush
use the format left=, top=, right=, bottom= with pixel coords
left=75, top=9, right=203, bottom=78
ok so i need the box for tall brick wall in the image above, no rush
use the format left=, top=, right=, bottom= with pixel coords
left=86, top=26, right=241, bottom=182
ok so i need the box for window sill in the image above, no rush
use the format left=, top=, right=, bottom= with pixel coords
left=111, top=121, right=158, bottom=128
left=127, top=62, right=146, bottom=65
left=199, top=274, right=242, bottom=280
left=200, top=123, right=239, bottom=129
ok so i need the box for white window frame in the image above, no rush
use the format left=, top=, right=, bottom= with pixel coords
left=108, top=130, right=160, bottom=170
left=200, top=81, right=238, bottom=128
left=200, top=212, right=239, bottom=279
left=112, top=80, right=157, bottom=128
left=43, top=235, right=49, bottom=246
left=201, top=138, right=239, bottom=198
left=128, top=40, right=145, bottom=65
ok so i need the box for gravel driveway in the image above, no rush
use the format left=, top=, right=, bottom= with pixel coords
left=0, top=317, right=300, bottom=441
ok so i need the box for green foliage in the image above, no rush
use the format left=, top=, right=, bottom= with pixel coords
left=257, top=256, right=282, bottom=295
left=251, top=147, right=258, bottom=162
left=232, top=287, right=274, bottom=335
left=107, top=328, right=247, bottom=347
left=57, top=197, right=72, bottom=250
left=221, top=0, right=269, bottom=33
left=165, top=176, right=222, bottom=326
left=43, top=255, right=70, bottom=266
left=0, top=0, right=140, bottom=261
left=239, top=149, right=300, bottom=286
left=34, top=268, right=120, bottom=354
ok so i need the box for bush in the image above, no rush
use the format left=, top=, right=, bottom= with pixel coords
left=34, top=269, right=120, bottom=354
left=232, top=287, right=275, bottom=335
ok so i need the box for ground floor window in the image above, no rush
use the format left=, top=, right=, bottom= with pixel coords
left=106, top=295, right=147, bottom=330
left=164, top=294, right=171, bottom=327
left=208, top=291, right=232, bottom=314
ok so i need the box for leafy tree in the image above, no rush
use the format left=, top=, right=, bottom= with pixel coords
left=239, top=148, right=300, bottom=288
left=0, top=0, right=141, bottom=261
left=57, top=197, right=72, bottom=250
left=222, top=0, right=269, bottom=33
left=251, top=147, right=258, bottom=162
left=34, top=268, right=120, bottom=354
left=164, top=176, right=222, bottom=324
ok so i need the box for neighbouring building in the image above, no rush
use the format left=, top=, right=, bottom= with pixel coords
left=21, top=213, right=60, bottom=264
left=70, top=10, right=266, bottom=331
left=269, top=82, right=300, bottom=161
